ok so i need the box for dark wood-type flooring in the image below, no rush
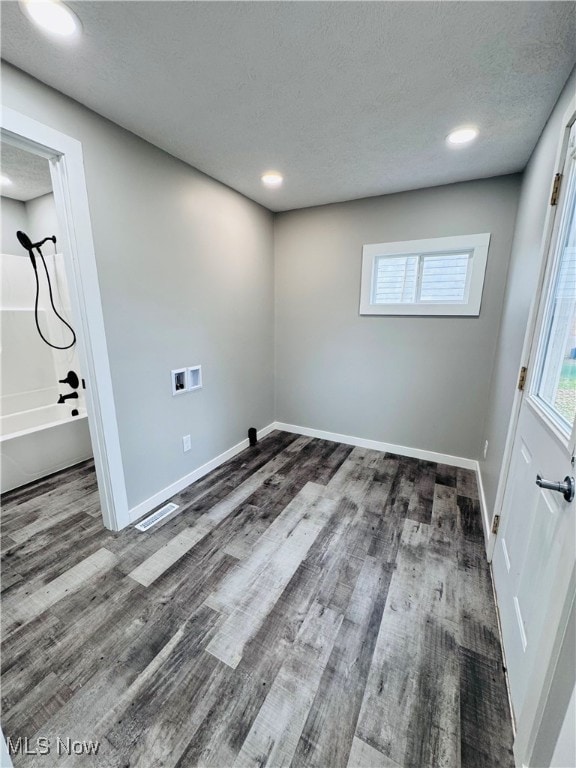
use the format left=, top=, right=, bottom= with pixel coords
left=1, top=431, right=515, bottom=767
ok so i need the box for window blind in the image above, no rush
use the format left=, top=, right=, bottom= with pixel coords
left=373, top=251, right=472, bottom=305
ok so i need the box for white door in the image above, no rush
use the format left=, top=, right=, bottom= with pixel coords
left=492, top=121, right=576, bottom=765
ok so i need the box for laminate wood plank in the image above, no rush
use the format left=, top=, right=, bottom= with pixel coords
left=221, top=438, right=344, bottom=559
left=189, top=435, right=312, bottom=525
left=172, top=430, right=301, bottom=505
left=0, top=465, right=96, bottom=517
left=208, top=482, right=326, bottom=615
left=430, top=483, right=458, bottom=543
left=134, top=540, right=334, bottom=768
left=456, top=467, right=479, bottom=500
left=175, top=571, right=326, bottom=768
left=0, top=611, right=61, bottom=677
left=312, top=490, right=385, bottom=615
left=206, top=493, right=337, bottom=668
left=346, top=736, right=403, bottom=768
left=1, top=533, right=17, bottom=554
left=142, top=431, right=300, bottom=518
left=59, top=552, right=234, bottom=698
left=325, top=447, right=379, bottom=495
left=208, top=502, right=264, bottom=561
left=354, top=520, right=460, bottom=768
left=365, top=457, right=417, bottom=563
left=0, top=567, right=22, bottom=592
left=372, top=455, right=401, bottom=486
left=458, top=544, right=502, bottom=661
left=0, top=459, right=95, bottom=511
left=1, top=473, right=98, bottom=535
left=1, top=569, right=132, bottom=709
left=16, top=557, right=233, bottom=763
left=2, top=517, right=113, bottom=606
left=1, top=671, right=75, bottom=738
left=179, top=519, right=370, bottom=768
left=232, top=601, right=343, bottom=768
left=459, top=648, right=515, bottom=768
left=435, top=463, right=457, bottom=488
left=9, top=498, right=100, bottom=545
left=291, top=555, right=392, bottom=768
left=223, top=440, right=352, bottom=562
left=3, top=547, right=118, bottom=637
left=126, top=444, right=316, bottom=587
left=3, top=508, right=105, bottom=576
left=123, top=433, right=302, bottom=541
left=457, top=494, right=484, bottom=544
left=407, top=460, right=436, bottom=524
left=312, top=442, right=354, bottom=486
left=400, top=618, right=460, bottom=768
left=90, top=606, right=225, bottom=768
left=2, top=549, right=228, bottom=711
left=314, top=453, right=389, bottom=604
left=26, top=607, right=224, bottom=768
left=128, top=525, right=213, bottom=587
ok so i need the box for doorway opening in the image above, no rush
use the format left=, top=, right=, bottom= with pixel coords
left=1, top=141, right=93, bottom=492
left=1, top=107, right=128, bottom=531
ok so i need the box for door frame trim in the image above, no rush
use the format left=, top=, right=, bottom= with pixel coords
left=1, top=107, right=129, bottom=531
left=489, top=95, right=576, bottom=561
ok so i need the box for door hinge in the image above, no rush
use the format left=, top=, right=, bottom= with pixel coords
left=550, top=173, right=562, bottom=206
left=491, top=515, right=501, bottom=535
left=517, top=366, right=528, bottom=391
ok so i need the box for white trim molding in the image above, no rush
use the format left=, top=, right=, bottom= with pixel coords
left=474, top=460, right=492, bottom=555
left=360, top=232, right=491, bottom=316
left=0, top=107, right=129, bottom=531
left=273, top=421, right=477, bottom=469
left=128, top=423, right=276, bottom=524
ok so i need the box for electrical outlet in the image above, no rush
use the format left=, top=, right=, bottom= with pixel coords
left=182, top=435, right=191, bottom=452
left=483, top=440, right=489, bottom=460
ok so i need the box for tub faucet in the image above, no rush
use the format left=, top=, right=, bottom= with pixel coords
left=57, top=392, right=79, bottom=404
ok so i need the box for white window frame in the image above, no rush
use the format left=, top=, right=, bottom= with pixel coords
left=359, top=233, right=491, bottom=316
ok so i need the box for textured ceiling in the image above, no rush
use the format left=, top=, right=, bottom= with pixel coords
left=1, top=1, right=575, bottom=212
left=1, top=142, right=52, bottom=201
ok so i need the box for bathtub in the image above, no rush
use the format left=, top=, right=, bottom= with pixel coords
left=0, top=404, right=93, bottom=493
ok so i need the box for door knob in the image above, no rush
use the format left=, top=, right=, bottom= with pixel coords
left=536, top=475, right=575, bottom=502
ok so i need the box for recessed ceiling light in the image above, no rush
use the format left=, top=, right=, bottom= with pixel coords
left=447, top=127, right=479, bottom=146
left=1, top=175, right=13, bottom=187
left=20, top=0, right=81, bottom=38
left=261, top=172, right=283, bottom=188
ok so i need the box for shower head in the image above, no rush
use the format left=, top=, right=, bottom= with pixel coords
left=17, top=230, right=57, bottom=251
left=16, top=230, right=34, bottom=250
left=17, top=230, right=57, bottom=271
left=17, top=230, right=37, bottom=269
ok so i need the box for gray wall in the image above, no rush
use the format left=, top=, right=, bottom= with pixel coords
left=26, top=192, right=60, bottom=242
left=2, top=63, right=275, bottom=510
left=480, top=67, right=576, bottom=514
left=1, top=197, right=28, bottom=254
left=274, top=175, right=521, bottom=459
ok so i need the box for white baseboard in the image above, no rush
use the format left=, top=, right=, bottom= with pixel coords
left=272, top=421, right=477, bottom=470
left=128, top=423, right=276, bottom=524
left=474, top=460, right=493, bottom=558
left=129, top=421, right=490, bottom=556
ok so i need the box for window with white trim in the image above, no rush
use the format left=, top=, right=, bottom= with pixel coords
left=359, top=233, right=491, bottom=316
